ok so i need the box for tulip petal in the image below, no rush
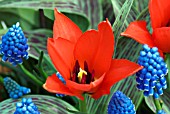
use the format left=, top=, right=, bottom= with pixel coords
left=89, top=74, right=105, bottom=93
left=153, top=27, right=170, bottom=53
left=43, top=74, right=84, bottom=100
left=149, top=0, right=170, bottom=28
left=47, top=38, right=74, bottom=79
left=91, top=59, right=143, bottom=99
left=66, top=74, right=105, bottom=94
left=121, top=21, right=155, bottom=47
left=66, top=80, right=92, bottom=92
left=74, top=20, right=114, bottom=78
left=74, top=30, right=99, bottom=69
left=53, top=9, right=82, bottom=43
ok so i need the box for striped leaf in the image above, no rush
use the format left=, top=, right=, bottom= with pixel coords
left=0, top=95, right=78, bottom=114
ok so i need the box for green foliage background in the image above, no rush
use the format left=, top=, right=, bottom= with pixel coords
left=0, top=0, right=169, bottom=114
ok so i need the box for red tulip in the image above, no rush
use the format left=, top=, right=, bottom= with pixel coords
left=121, top=0, right=170, bottom=55
left=43, top=9, right=143, bottom=100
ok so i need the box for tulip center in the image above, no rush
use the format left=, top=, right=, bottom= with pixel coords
left=71, top=60, right=94, bottom=84
left=78, top=68, right=87, bottom=82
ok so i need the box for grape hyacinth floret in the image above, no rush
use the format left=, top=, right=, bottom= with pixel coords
left=108, top=91, right=136, bottom=114
left=3, top=77, right=31, bottom=99
left=55, top=72, right=66, bottom=97
left=136, top=44, right=168, bottom=99
left=0, top=22, right=29, bottom=66
left=56, top=72, right=66, bottom=84
left=157, top=110, right=166, bottom=114
left=56, top=93, right=65, bottom=97
left=14, top=98, right=40, bottom=114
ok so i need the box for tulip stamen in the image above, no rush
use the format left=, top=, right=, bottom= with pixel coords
left=71, top=60, right=95, bottom=84
left=78, top=68, right=87, bottom=83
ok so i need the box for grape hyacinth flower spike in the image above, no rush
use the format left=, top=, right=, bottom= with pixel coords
left=108, top=91, right=136, bottom=114
left=136, top=44, right=168, bottom=99
left=3, top=77, right=31, bottom=99
left=0, top=22, right=29, bottom=66
left=157, top=110, right=166, bottom=114
left=14, top=98, right=40, bottom=114
left=56, top=72, right=66, bottom=97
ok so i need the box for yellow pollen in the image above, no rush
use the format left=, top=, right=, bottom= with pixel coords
left=78, top=68, right=87, bottom=82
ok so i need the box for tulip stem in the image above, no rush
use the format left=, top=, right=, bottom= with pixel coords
left=153, top=98, right=162, bottom=113
left=19, top=64, right=43, bottom=86
left=79, top=94, right=87, bottom=113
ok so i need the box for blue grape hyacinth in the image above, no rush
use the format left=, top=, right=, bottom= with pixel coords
left=14, top=98, right=40, bottom=114
left=157, top=110, right=166, bottom=114
left=55, top=72, right=66, bottom=97
left=0, top=22, right=29, bottom=66
left=3, top=77, right=31, bottom=99
left=108, top=91, right=136, bottom=114
left=56, top=72, right=66, bottom=84
left=136, top=44, right=168, bottom=99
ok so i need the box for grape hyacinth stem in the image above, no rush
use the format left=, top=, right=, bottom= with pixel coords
left=19, top=64, right=43, bottom=86
left=154, top=98, right=162, bottom=113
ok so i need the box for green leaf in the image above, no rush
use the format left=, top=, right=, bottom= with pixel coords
left=63, top=13, right=89, bottom=32
left=112, top=0, right=135, bottom=46
left=44, top=9, right=89, bottom=32
left=101, top=0, right=115, bottom=25
left=0, top=8, right=39, bottom=30
left=24, top=29, right=56, bottom=75
left=24, top=29, right=52, bottom=56
left=74, top=113, right=88, bottom=114
left=161, top=90, right=170, bottom=112
left=0, top=0, right=79, bottom=10
left=134, top=0, right=149, bottom=13
left=2, top=0, right=103, bottom=29
left=78, top=0, right=103, bottom=29
left=165, top=54, right=170, bottom=91
left=145, top=95, right=170, bottom=114
left=0, top=0, right=90, bottom=31
left=0, top=29, right=8, bottom=36
left=44, top=0, right=103, bottom=30
left=33, top=46, right=56, bottom=75
left=0, top=95, right=78, bottom=114
left=145, top=97, right=157, bottom=113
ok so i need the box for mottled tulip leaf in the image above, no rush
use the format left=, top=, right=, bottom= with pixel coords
left=78, top=0, right=103, bottom=29
left=0, top=0, right=90, bottom=30
left=44, top=9, right=89, bottom=32
left=0, top=95, right=78, bottom=114
left=44, top=0, right=103, bottom=29
left=101, top=0, right=115, bottom=25
left=24, top=29, right=52, bottom=56
left=0, top=0, right=79, bottom=10
left=160, top=90, right=170, bottom=112
left=0, top=8, right=40, bottom=30
left=0, top=0, right=103, bottom=30
left=112, top=0, right=135, bottom=45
